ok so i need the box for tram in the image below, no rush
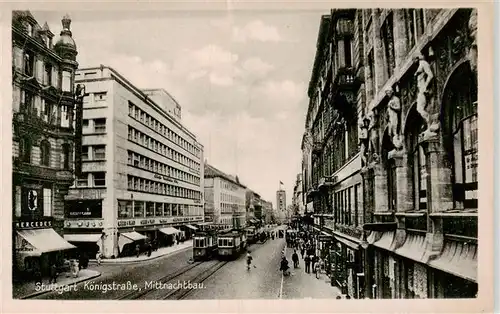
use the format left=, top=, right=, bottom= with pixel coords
left=217, top=229, right=247, bottom=260
left=245, top=226, right=257, bottom=244
left=192, top=229, right=218, bottom=261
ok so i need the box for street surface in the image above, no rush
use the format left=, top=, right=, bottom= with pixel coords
left=31, top=235, right=340, bottom=299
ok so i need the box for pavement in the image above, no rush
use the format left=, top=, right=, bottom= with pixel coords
left=16, top=240, right=193, bottom=300
left=13, top=269, right=101, bottom=299
left=91, top=240, right=193, bottom=264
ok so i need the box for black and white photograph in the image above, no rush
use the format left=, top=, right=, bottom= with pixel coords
left=3, top=1, right=495, bottom=312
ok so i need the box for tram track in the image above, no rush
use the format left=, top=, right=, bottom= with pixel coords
left=116, top=261, right=203, bottom=300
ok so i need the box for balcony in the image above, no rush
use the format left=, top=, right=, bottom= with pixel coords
left=318, top=175, right=338, bottom=190
left=334, top=67, right=360, bottom=91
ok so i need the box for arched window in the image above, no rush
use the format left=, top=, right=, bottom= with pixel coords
left=40, top=140, right=51, bottom=166
left=406, top=109, right=427, bottom=211
left=442, top=62, right=478, bottom=210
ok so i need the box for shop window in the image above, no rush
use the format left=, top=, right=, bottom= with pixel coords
left=93, top=172, right=106, bottom=187
left=164, top=203, right=171, bottom=216
left=146, top=202, right=155, bottom=217
left=118, top=200, right=133, bottom=219
left=155, top=202, right=163, bottom=216
left=134, top=201, right=145, bottom=218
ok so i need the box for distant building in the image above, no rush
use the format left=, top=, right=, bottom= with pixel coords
left=292, top=173, right=305, bottom=216
left=204, top=164, right=246, bottom=229
left=12, top=11, right=81, bottom=277
left=276, top=189, right=287, bottom=222
left=65, top=66, right=204, bottom=258
left=261, top=200, right=274, bottom=224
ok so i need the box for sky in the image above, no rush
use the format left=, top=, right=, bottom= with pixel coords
left=32, top=9, right=326, bottom=208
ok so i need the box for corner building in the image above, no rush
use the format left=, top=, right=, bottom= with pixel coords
left=65, top=66, right=204, bottom=258
left=12, top=11, right=81, bottom=279
left=303, top=8, right=478, bottom=299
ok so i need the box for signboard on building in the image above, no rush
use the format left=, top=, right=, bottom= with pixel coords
left=65, top=199, right=103, bottom=218
left=14, top=218, right=53, bottom=230
left=153, top=174, right=179, bottom=184
left=117, top=216, right=203, bottom=228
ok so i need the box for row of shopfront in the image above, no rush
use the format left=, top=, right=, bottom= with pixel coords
left=308, top=219, right=478, bottom=299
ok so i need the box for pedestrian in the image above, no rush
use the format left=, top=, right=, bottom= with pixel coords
left=300, top=247, right=305, bottom=259
left=292, top=250, right=299, bottom=268
left=147, top=242, right=152, bottom=257
left=136, top=244, right=140, bottom=258
left=314, top=261, right=321, bottom=279
left=312, top=255, right=319, bottom=273
left=71, top=259, right=79, bottom=278
left=96, top=250, right=102, bottom=266
left=33, top=262, right=42, bottom=283
left=280, top=256, right=290, bottom=276
left=304, top=254, right=311, bottom=273
left=49, top=262, right=58, bottom=284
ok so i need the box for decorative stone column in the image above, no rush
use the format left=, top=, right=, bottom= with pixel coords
left=372, top=10, right=386, bottom=93
left=388, top=149, right=412, bottom=250
left=420, top=136, right=451, bottom=261
left=372, top=163, right=389, bottom=215
left=468, top=8, right=478, bottom=75
left=392, top=9, right=407, bottom=69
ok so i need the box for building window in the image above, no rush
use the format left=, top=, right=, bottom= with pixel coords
left=387, top=159, right=397, bottom=212
left=62, top=70, right=72, bottom=92
left=405, top=9, right=426, bottom=51
left=22, top=90, right=34, bottom=114
left=44, top=64, right=52, bottom=86
left=155, top=202, right=163, bottom=216
left=367, top=50, right=375, bottom=100
left=26, top=22, right=33, bottom=36
left=93, top=145, right=106, bottom=160
left=408, top=117, right=427, bottom=210
left=94, top=118, right=106, bottom=133
left=19, top=137, right=32, bottom=163
left=42, top=100, right=54, bottom=123
left=24, top=50, right=34, bottom=76
left=381, top=12, right=395, bottom=79
left=93, top=172, right=106, bottom=187
left=134, top=201, right=144, bottom=218
left=94, top=92, right=107, bottom=102
left=76, top=173, right=88, bottom=187
left=40, top=140, right=51, bottom=166
left=60, top=105, right=71, bottom=128
left=146, top=202, right=155, bottom=217
left=43, top=188, right=52, bottom=217
left=62, top=144, right=71, bottom=170
left=81, top=146, right=89, bottom=161
left=118, top=200, right=133, bottom=219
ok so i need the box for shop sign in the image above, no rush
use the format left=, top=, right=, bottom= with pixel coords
left=319, top=235, right=333, bottom=242
left=65, top=220, right=104, bottom=228
left=140, top=219, right=156, bottom=225
left=15, top=237, right=36, bottom=252
left=118, top=220, right=136, bottom=227
left=14, top=219, right=52, bottom=229
left=153, top=174, right=178, bottom=184
left=65, top=199, right=103, bottom=218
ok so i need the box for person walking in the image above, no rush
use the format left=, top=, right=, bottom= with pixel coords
left=292, top=250, right=299, bottom=268
left=96, top=250, right=102, bottom=266
left=304, top=254, right=311, bottom=273
left=49, top=262, right=58, bottom=284
left=312, top=255, right=319, bottom=274
left=136, top=244, right=141, bottom=258
left=314, top=260, right=321, bottom=279
left=280, top=256, right=290, bottom=276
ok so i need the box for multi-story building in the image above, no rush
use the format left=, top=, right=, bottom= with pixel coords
left=276, top=189, right=287, bottom=223
left=64, top=66, right=204, bottom=258
left=261, top=200, right=274, bottom=224
left=302, top=8, right=478, bottom=299
left=292, top=173, right=305, bottom=216
left=245, top=190, right=263, bottom=224
left=204, top=164, right=246, bottom=229
left=12, top=11, right=81, bottom=278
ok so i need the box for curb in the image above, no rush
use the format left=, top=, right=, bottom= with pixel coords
left=94, top=245, right=192, bottom=265
left=18, top=272, right=102, bottom=299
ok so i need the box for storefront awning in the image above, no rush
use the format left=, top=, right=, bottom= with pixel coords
left=185, top=224, right=198, bottom=230
left=64, top=234, right=102, bottom=243
left=395, top=233, right=427, bottom=263
left=334, top=235, right=360, bottom=250
left=120, top=231, right=148, bottom=241
left=16, top=229, right=76, bottom=256
left=428, top=240, right=477, bottom=282
left=372, top=231, right=395, bottom=251
left=159, top=227, right=181, bottom=235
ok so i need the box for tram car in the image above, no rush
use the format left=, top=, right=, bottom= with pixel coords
left=192, top=229, right=218, bottom=261
left=245, top=226, right=257, bottom=244
left=217, top=229, right=247, bottom=260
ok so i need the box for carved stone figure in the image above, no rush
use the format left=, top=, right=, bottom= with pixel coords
left=385, top=88, right=403, bottom=150
left=367, top=109, right=379, bottom=163
left=75, top=84, right=86, bottom=101
left=358, top=114, right=369, bottom=167
left=414, top=54, right=433, bottom=125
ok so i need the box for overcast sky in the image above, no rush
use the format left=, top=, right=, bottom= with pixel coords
left=32, top=9, right=326, bottom=208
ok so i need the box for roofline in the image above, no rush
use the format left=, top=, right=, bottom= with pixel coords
left=204, top=164, right=247, bottom=189
left=76, top=65, right=203, bottom=146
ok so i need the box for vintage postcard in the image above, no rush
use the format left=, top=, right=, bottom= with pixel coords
left=1, top=0, right=494, bottom=313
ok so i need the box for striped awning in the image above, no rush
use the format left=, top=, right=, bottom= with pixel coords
left=120, top=231, right=147, bottom=241
left=16, top=229, right=76, bottom=256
